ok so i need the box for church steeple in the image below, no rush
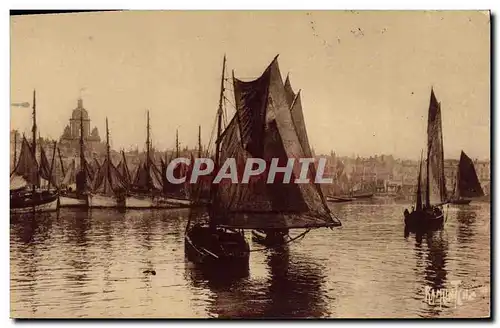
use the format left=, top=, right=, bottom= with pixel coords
left=77, top=98, right=83, bottom=109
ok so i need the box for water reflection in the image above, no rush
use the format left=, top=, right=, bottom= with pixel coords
left=409, top=227, right=449, bottom=317
left=264, top=248, right=328, bottom=318
left=184, top=245, right=328, bottom=318
left=10, top=202, right=490, bottom=318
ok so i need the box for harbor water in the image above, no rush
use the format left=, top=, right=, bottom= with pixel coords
left=10, top=200, right=490, bottom=318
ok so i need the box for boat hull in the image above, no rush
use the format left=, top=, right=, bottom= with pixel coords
left=404, top=207, right=444, bottom=232
left=251, top=229, right=288, bottom=247
left=185, top=224, right=250, bottom=267
left=59, top=195, right=88, bottom=208
left=88, top=194, right=123, bottom=208
left=125, top=195, right=193, bottom=209
left=10, top=191, right=59, bottom=214
left=326, top=196, right=354, bottom=203
left=352, top=192, right=374, bottom=199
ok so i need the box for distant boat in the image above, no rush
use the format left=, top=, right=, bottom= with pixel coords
left=448, top=151, right=484, bottom=205
left=404, top=89, right=447, bottom=231
left=326, top=196, right=354, bottom=203
left=58, top=106, right=92, bottom=208
left=88, top=118, right=127, bottom=208
left=185, top=55, right=341, bottom=264
left=351, top=192, right=374, bottom=199
left=10, top=90, right=59, bottom=214
left=126, top=111, right=192, bottom=209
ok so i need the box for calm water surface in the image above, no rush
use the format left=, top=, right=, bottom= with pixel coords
left=10, top=200, right=490, bottom=318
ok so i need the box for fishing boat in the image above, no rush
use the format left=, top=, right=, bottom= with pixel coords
left=326, top=196, right=354, bottom=203
left=404, top=89, right=448, bottom=231
left=126, top=111, right=192, bottom=209
left=351, top=191, right=374, bottom=199
left=88, top=118, right=127, bottom=208
left=185, top=55, right=342, bottom=264
left=58, top=103, right=92, bottom=208
left=10, top=90, right=59, bottom=214
left=448, top=151, right=484, bottom=205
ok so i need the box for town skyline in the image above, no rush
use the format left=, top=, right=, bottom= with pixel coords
left=11, top=11, right=490, bottom=160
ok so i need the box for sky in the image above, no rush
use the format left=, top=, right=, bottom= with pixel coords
left=10, top=10, right=490, bottom=160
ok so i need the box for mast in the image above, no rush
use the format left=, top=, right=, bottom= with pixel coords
left=122, top=149, right=131, bottom=183
left=209, top=54, right=226, bottom=226
left=105, top=117, right=110, bottom=194
left=47, top=141, right=57, bottom=190
left=57, top=147, right=65, bottom=177
left=13, top=132, right=17, bottom=170
left=146, top=110, right=151, bottom=190
left=175, top=129, right=179, bottom=158
left=79, top=103, right=85, bottom=175
left=425, top=89, right=432, bottom=207
left=31, top=89, right=38, bottom=189
left=416, top=150, right=423, bottom=210
left=198, top=125, right=202, bottom=158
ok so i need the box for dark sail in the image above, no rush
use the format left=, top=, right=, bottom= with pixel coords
left=92, top=158, right=127, bottom=196
left=455, top=151, right=484, bottom=198
left=426, top=89, right=447, bottom=206
left=117, top=153, right=132, bottom=187
left=283, top=74, right=296, bottom=108
left=39, top=146, right=57, bottom=187
left=233, top=62, right=271, bottom=158
left=62, top=158, right=76, bottom=186
left=215, top=56, right=340, bottom=229
left=13, top=136, right=39, bottom=186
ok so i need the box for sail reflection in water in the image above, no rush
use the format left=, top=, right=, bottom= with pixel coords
left=10, top=202, right=490, bottom=318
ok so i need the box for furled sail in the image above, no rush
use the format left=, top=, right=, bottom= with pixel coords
left=117, top=159, right=131, bottom=186
left=62, top=158, right=76, bottom=186
left=92, top=158, right=127, bottom=196
left=13, top=136, right=39, bottom=186
left=425, top=89, right=447, bottom=205
left=38, top=146, right=57, bottom=187
left=215, top=56, right=340, bottom=229
left=455, top=151, right=484, bottom=198
left=132, top=157, right=163, bottom=191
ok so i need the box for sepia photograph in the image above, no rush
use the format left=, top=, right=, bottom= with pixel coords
left=9, top=10, right=491, bottom=319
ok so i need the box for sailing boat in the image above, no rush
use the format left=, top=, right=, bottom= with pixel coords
left=88, top=118, right=127, bottom=208
left=448, top=150, right=484, bottom=205
left=59, top=103, right=92, bottom=208
left=10, top=90, right=59, bottom=214
left=185, top=55, right=341, bottom=265
left=404, top=88, right=447, bottom=231
left=126, top=111, right=191, bottom=209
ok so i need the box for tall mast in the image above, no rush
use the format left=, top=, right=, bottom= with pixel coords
left=32, top=90, right=36, bottom=159
left=416, top=150, right=423, bottom=211
left=13, top=132, right=17, bottom=169
left=79, top=101, right=85, bottom=174
left=425, top=89, right=432, bottom=207
left=57, top=146, right=65, bottom=177
left=175, top=129, right=179, bottom=158
left=198, top=125, right=202, bottom=158
left=47, top=141, right=57, bottom=190
left=209, top=54, right=226, bottom=224
left=106, top=117, right=110, bottom=194
left=214, top=55, right=226, bottom=171
left=146, top=110, right=150, bottom=171
left=32, top=89, right=38, bottom=189
left=146, top=110, right=151, bottom=190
